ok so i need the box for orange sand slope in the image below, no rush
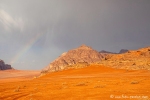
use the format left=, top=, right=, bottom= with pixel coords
left=0, top=70, right=40, bottom=82
left=0, top=65, right=150, bottom=100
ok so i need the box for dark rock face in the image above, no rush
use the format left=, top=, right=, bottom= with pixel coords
left=42, top=45, right=104, bottom=73
left=0, top=60, right=12, bottom=70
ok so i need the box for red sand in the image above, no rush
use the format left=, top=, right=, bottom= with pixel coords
left=0, top=65, right=150, bottom=100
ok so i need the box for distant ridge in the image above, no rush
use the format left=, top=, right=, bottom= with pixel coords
left=42, top=44, right=105, bottom=73
left=119, top=49, right=128, bottom=54
left=99, top=49, right=128, bottom=54
left=99, top=50, right=117, bottom=54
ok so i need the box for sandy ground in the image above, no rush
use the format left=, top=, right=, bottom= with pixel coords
left=0, top=65, right=150, bottom=100
left=0, top=70, right=41, bottom=82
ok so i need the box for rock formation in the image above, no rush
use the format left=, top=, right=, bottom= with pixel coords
left=42, top=45, right=150, bottom=73
left=42, top=45, right=105, bottom=73
left=98, top=47, right=150, bottom=70
left=0, top=60, right=12, bottom=70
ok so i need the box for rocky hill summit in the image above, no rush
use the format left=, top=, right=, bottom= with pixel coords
left=42, top=45, right=105, bottom=73
left=98, top=47, right=150, bottom=70
left=0, top=59, right=12, bottom=70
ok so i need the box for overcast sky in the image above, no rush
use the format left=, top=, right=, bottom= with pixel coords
left=0, top=0, right=150, bottom=70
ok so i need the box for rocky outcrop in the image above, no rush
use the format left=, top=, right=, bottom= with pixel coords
left=42, top=45, right=150, bottom=73
left=42, top=45, right=105, bottom=73
left=98, top=47, right=150, bottom=70
left=0, top=60, right=12, bottom=70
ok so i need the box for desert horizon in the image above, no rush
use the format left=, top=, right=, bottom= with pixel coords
left=1, top=0, right=150, bottom=100
left=1, top=45, right=150, bottom=100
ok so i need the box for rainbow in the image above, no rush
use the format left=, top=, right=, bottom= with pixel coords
left=10, top=32, right=45, bottom=64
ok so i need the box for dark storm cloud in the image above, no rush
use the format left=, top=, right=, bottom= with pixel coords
left=0, top=0, right=150, bottom=69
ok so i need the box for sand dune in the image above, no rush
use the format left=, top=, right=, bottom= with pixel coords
left=0, top=65, right=150, bottom=100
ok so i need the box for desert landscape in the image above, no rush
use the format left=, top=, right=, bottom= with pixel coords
left=1, top=0, right=150, bottom=100
left=0, top=45, right=150, bottom=100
